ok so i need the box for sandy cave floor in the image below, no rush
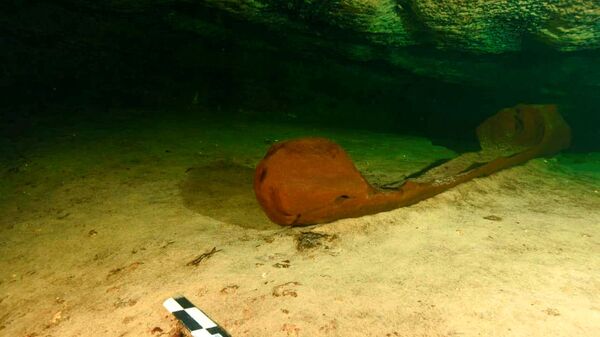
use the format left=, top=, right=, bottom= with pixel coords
left=0, top=111, right=599, bottom=337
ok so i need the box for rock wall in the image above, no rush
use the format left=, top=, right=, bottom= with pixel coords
left=197, top=0, right=600, bottom=53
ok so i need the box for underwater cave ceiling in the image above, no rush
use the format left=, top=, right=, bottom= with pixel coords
left=118, top=0, right=600, bottom=79
left=202, top=0, right=600, bottom=52
left=188, top=0, right=600, bottom=85
left=62, top=0, right=600, bottom=52
left=4, top=0, right=600, bottom=86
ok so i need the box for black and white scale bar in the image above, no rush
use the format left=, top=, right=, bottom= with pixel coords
left=163, top=296, right=232, bottom=337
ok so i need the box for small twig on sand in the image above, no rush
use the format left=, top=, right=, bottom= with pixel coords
left=186, top=247, right=222, bottom=266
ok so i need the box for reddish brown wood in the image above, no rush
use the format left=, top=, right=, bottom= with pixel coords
left=254, top=104, right=571, bottom=225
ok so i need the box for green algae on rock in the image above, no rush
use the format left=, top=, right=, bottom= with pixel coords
left=198, top=0, right=600, bottom=53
